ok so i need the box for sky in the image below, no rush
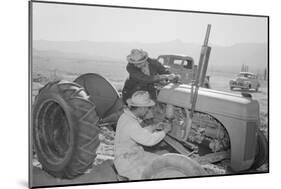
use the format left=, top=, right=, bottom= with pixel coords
left=33, top=2, right=268, bottom=46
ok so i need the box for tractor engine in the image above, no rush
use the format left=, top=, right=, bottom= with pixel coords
left=157, top=104, right=230, bottom=153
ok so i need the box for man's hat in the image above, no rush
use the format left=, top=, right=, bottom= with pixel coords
left=127, top=49, right=148, bottom=64
left=127, top=91, right=155, bottom=107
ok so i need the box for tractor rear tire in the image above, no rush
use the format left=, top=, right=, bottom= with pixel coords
left=33, top=81, right=100, bottom=179
left=251, top=130, right=268, bottom=169
left=141, top=153, right=207, bottom=179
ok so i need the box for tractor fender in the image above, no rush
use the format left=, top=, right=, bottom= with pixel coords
left=211, top=114, right=257, bottom=171
left=74, top=73, right=123, bottom=119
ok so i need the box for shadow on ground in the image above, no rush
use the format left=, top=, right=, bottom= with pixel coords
left=31, top=160, right=117, bottom=188
left=18, top=180, right=28, bottom=188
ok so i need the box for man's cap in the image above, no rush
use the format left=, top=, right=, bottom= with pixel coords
left=127, top=49, right=148, bottom=64
left=127, top=91, right=155, bottom=107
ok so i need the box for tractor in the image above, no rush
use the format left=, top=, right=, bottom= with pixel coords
left=32, top=25, right=268, bottom=179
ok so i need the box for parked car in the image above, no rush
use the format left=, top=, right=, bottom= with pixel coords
left=229, top=72, right=260, bottom=91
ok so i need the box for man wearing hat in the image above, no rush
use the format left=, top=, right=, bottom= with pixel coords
left=114, top=91, right=171, bottom=180
left=122, top=49, right=179, bottom=104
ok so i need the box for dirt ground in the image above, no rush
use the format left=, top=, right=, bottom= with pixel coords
left=31, top=160, right=117, bottom=188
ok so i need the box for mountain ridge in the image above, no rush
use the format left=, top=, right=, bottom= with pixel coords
left=33, top=40, right=268, bottom=74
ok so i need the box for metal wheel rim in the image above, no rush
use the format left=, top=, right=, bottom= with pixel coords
left=35, top=100, right=71, bottom=165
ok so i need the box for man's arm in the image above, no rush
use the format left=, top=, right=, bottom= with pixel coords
left=143, top=124, right=159, bottom=133
left=128, top=123, right=166, bottom=146
left=151, top=59, right=181, bottom=81
left=151, top=59, right=171, bottom=75
left=126, top=63, right=161, bottom=84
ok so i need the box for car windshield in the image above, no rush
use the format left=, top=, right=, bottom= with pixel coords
left=173, top=59, right=193, bottom=69
left=238, top=73, right=256, bottom=79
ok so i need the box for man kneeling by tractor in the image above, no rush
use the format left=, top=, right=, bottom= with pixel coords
left=114, top=91, right=207, bottom=180
left=114, top=91, right=171, bottom=180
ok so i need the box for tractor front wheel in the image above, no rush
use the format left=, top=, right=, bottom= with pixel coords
left=251, top=130, right=268, bottom=169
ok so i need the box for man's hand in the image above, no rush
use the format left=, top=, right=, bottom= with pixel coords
left=158, top=74, right=178, bottom=81
left=149, top=122, right=163, bottom=131
left=175, top=74, right=181, bottom=80
left=166, top=74, right=181, bottom=81
left=167, top=73, right=176, bottom=81
left=158, top=74, right=170, bottom=81
left=160, top=122, right=172, bottom=134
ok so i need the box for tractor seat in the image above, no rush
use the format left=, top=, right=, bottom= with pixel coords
left=111, top=164, right=129, bottom=181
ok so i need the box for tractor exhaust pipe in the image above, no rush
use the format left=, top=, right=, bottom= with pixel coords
left=183, top=24, right=212, bottom=141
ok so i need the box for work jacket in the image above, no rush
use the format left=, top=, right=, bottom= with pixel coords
left=122, top=58, right=170, bottom=103
left=114, top=109, right=166, bottom=179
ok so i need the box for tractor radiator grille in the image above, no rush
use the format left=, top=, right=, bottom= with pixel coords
left=244, top=121, right=258, bottom=161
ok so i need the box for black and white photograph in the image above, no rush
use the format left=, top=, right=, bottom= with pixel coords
left=29, top=1, right=269, bottom=188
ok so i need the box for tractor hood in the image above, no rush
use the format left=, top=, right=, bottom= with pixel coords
left=157, top=84, right=259, bottom=120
